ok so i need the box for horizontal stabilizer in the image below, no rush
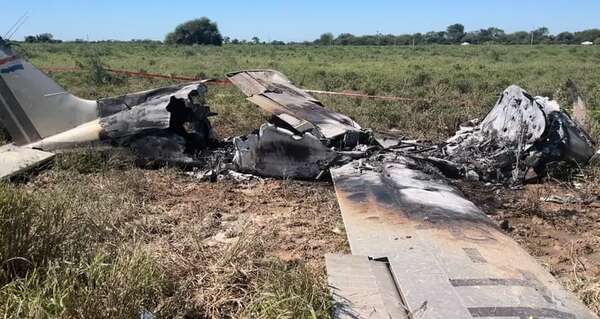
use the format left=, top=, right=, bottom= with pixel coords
left=0, top=144, right=54, bottom=180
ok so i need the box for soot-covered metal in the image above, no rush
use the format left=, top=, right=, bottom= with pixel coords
left=439, top=85, right=595, bottom=184
left=90, top=70, right=595, bottom=185
left=98, top=82, right=218, bottom=165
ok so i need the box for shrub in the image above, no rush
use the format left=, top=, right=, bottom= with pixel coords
left=76, top=55, right=125, bottom=86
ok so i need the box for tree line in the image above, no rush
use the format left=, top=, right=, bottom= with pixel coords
left=22, top=19, right=600, bottom=46
left=315, top=24, right=600, bottom=45
left=24, top=33, right=62, bottom=43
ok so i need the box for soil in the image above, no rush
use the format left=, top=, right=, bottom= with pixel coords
left=138, top=173, right=349, bottom=267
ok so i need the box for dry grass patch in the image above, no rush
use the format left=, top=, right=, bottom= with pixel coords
left=1, top=148, right=346, bottom=318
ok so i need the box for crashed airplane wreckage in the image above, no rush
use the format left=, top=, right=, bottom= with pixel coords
left=0, top=37, right=217, bottom=179
left=0, top=36, right=599, bottom=318
left=442, top=85, right=596, bottom=183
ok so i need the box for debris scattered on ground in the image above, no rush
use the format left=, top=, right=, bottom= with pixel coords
left=541, top=194, right=593, bottom=205
left=187, top=168, right=263, bottom=183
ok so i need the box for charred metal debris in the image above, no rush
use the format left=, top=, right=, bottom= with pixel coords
left=113, top=69, right=596, bottom=185
left=97, top=82, right=219, bottom=166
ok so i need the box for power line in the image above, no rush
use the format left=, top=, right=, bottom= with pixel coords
left=6, top=15, right=29, bottom=41
left=4, top=12, right=29, bottom=39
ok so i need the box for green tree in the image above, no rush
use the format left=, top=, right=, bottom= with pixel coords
left=446, top=24, right=465, bottom=43
left=24, top=33, right=59, bottom=43
left=165, top=17, right=223, bottom=46
left=506, top=31, right=530, bottom=44
left=317, top=33, right=334, bottom=45
left=531, top=27, right=550, bottom=43
left=251, top=36, right=260, bottom=44
left=335, top=33, right=356, bottom=45
left=574, top=29, right=600, bottom=43
left=424, top=31, right=447, bottom=44
left=556, top=32, right=574, bottom=44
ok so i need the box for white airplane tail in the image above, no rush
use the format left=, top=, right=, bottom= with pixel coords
left=0, top=37, right=98, bottom=145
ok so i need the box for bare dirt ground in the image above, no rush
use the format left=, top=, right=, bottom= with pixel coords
left=140, top=174, right=348, bottom=265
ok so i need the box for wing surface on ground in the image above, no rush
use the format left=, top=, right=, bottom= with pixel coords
left=0, top=144, right=54, bottom=180
left=327, top=157, right=597, bottom=319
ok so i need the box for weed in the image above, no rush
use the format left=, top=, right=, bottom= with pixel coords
left=568, top=278, right=600, bottom=314
left=53, top=149, right=134, bottom=174
left=453, top=78, right=473, bottom=94
left=412, top=71, right=432, bottom=86
left=489, top=49, right=502, bottom=62
left=0, top=248, right=163, bottom=319
left=8, top=42, right=600, bottom=317
left=244, top=261, right=332, bottom=319
left=76, top=54, right=125, bottom=86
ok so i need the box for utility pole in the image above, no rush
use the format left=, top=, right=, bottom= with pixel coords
left=530, top=32, right=534, bottom=46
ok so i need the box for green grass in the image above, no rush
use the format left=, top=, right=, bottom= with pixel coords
left=14, top=43, right=600, bottom=141
left=0, top=178, right=163, bottom=318
left=244, top=262, right=332, bottom=318
left=0, top=153, right=334, bottom=318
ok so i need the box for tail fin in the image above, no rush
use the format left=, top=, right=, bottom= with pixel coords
left=0, top=37, right=98, bottom=145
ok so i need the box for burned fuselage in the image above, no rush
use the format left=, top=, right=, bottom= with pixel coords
left=25, top=82, right=218, bottom=166
left=96, top=83, right=218, bottom=165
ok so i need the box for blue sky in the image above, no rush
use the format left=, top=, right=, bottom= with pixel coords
left=2, top=0, right=599, bottom=42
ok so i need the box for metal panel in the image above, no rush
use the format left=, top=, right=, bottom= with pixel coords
left=330, top=158, right=597, bottom=319
left=0, top=75, right=41, bottom=144
left=232, top=124, right=338, bottom=179
left=0, top=59, right=98, bottom=140
left=227, top=70, right=361, bottom=139
left=0, top=144, right=54, bottom=180
left=326, top=254, right=408, bottom=319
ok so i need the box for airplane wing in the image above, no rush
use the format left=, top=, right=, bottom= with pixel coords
left=327, top=156, right=597, bottom=319
left=0, top=144, right=54, bottom=180
left=227, top=69, right=362, bottom=140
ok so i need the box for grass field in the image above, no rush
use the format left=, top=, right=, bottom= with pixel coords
left=13, top=43, right=600, bottom=139
left=1, top=43, right=600, bottom=318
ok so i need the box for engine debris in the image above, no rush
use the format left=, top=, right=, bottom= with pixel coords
left=440, top=85, right=595, bottom=184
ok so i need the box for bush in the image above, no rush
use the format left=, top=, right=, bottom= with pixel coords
left=76, top=55, right=125, bottom=86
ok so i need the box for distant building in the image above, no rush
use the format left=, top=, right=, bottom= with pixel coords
left=461, top=42, right=471, bottom=46
left=581, top=41, right=593, bottom=46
